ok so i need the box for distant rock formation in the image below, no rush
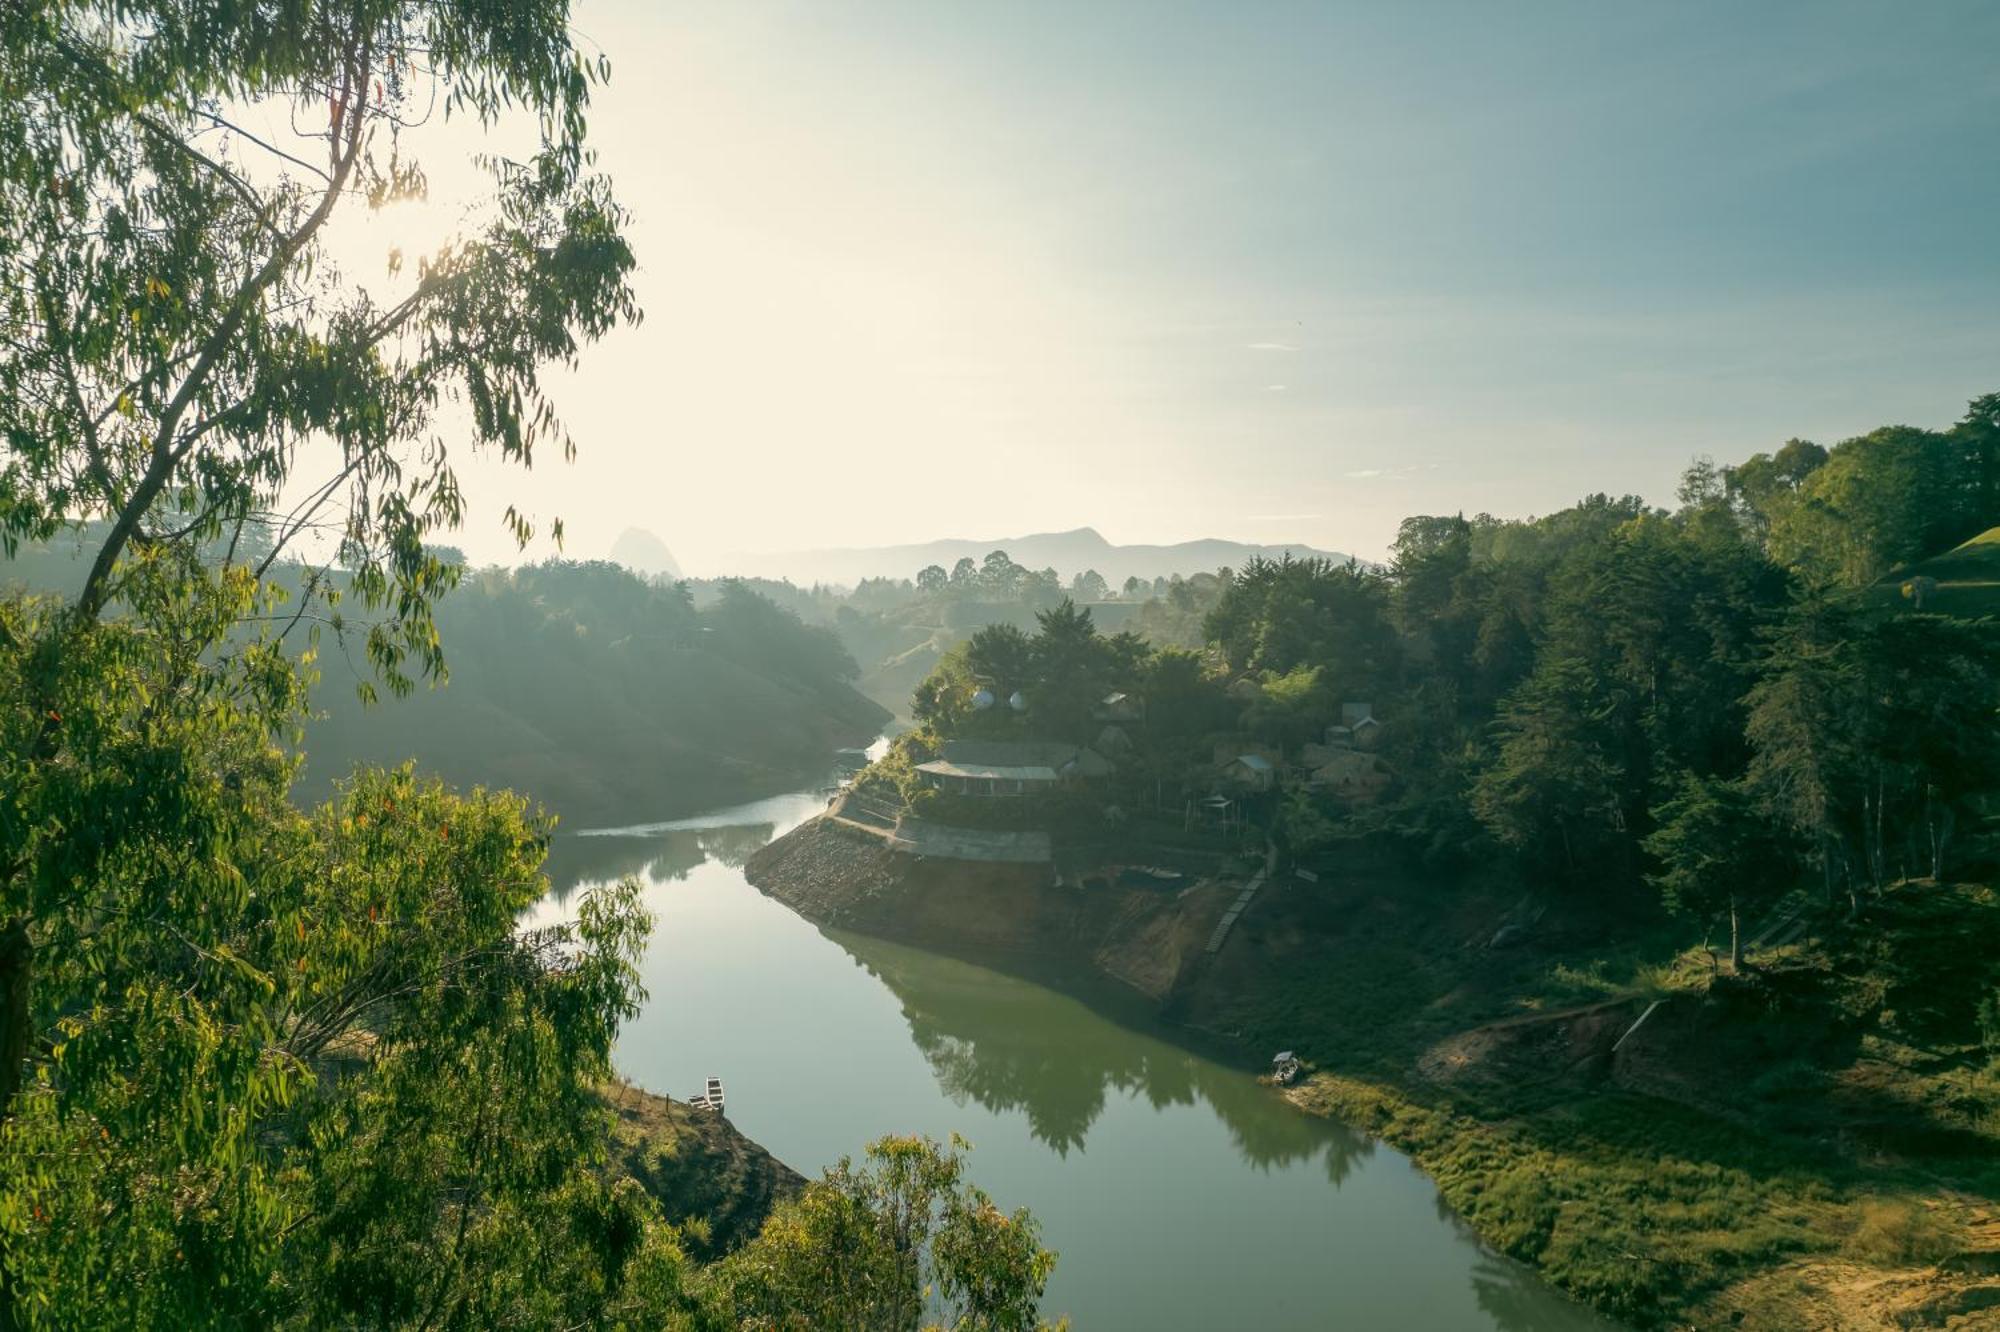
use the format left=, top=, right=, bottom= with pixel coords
left=609, top=527, right=682, bottom=579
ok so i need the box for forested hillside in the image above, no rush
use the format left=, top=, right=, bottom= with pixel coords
left=0, top=541, right=891, bottom=824
left=303, top=562, right=889, bottom=823
left=882, top=392, right=2000, bottom=942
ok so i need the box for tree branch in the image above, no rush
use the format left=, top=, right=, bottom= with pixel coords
left=76, top=38, right=375, bottom=622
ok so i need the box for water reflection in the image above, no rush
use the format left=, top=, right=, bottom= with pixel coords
left=539, top=783, right=1624, bottom=1331
left=543, top=814, right=786, bottom=900
left=831, top=929, right=1377, bottom=1183
left=1472, top=1255, right=1615, bottom=1332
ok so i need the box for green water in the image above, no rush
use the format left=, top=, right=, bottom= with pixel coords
left=532, top=789, right=1623, bottom=1331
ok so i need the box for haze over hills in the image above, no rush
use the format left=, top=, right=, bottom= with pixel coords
left=608, top=526, right=683, bottom=579
left=707, top=527, right=1350, bottom=587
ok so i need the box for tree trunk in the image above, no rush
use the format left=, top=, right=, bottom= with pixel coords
left=1728, top=895, right=1742, bottom=974
left=1864, top=768, right=1880, bottom=892
left=1930, top=805, right=1953, bottom=882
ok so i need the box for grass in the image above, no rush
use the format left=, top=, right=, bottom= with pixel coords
left=1203, top=873, right=2000, bottom=1329
left=1293, top=1074, right=1838, bottom=1326
left=1869, top=524, right=2000, bottom=616
left=1841, top=1199, right=1967, bottom=1267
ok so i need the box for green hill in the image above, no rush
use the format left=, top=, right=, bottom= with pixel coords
left=0, top=537, right=887, bottom=825
left=304, top=562, right=890, bottom=825
left=1873, top=525, right=2000, bottom=616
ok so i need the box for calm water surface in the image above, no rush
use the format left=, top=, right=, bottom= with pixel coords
left=528, top=787, right=1621, bottom=1332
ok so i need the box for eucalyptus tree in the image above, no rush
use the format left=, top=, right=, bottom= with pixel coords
left=2, top=0, right=636, bottom=655
left=0, top=0, right=635, bottom=1052
left=705, top=1135, right=1060, bottom=1332
left=0, top=0, right=641, bottom=1322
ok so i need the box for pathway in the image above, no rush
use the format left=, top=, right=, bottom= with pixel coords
left=1204, top=840, right=1279, bottom=955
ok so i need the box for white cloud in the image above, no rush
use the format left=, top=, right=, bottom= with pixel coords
left=1247, top=341, right=1299, bottom=352
left=1263, top=384, right=1288, bottom=392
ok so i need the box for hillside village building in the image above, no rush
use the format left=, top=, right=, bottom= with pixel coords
left=915, top=740, right=1116, bottom=797
left=1220, top=753, right=1277, bottom=791
left=1310, top=749, right=1391, bottom=800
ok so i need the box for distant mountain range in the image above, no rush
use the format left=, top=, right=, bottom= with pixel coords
left=709, top=527, right=1350, bottom=587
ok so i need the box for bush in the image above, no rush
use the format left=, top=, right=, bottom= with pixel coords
left=1841, top=1200, right=1964, bottom=1266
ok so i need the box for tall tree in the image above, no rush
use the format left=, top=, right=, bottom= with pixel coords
left=0, top=1, right=640, bottom=1322
left=1645, top=774, right=1794, bottom=971
left=1471, top=656, right=1626, bottom=883
left=0, top=0, right=637, bottom=1078
left=1743, top=584, right=1867, bottom=909
left=1954, top=392, right=2000, bottom=531
left=1027, top=598, right=1108, bottom=736
left=980, top=550, right=1022, bottom=598
left=964, top=623, right=1034, bottom=697
left=1069, top=568, right=1108, bottom=602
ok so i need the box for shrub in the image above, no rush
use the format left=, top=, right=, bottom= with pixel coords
left=1841, top=1200, right=1963, bottom=1267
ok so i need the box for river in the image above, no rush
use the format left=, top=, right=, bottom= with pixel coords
left=530, top=786, right=1622, bottom=1331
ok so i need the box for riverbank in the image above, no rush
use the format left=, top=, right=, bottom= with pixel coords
left=745, top=813, right=2000, bottom=1330
left=590, top=787, right=1625, bottom=1330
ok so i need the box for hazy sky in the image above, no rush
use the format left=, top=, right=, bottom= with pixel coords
left=358, top=0, right=2000, bottom=572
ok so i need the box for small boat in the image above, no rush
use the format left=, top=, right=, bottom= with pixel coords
left=1271, top=1051, right=1301, bottom=1086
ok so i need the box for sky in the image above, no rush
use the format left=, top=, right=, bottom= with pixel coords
left=337, top=0, right=2000, bottom=573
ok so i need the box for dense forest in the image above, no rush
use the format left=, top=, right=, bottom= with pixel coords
left=0, top=539, right=892, bottom=824
left=892, top=400, right=2000, bottom=950
left=303, top=562, right=889, bottom=823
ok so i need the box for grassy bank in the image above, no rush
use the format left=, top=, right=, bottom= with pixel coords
left=1232, top=878, right=2000, bottom=1330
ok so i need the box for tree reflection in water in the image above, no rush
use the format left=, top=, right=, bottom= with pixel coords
left=542, top=820, right=778, bottom=903
left=1433, top=1196, right=1616, bottom=1331
left=831, top=929, right=1376, bottom=1180
left=529, top=791, right=1620, bottom=1332
left=1470, top=1255, right=1615, bottom=1332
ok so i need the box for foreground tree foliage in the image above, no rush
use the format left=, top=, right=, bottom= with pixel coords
left=0, top=2, right=1056, bottom=1327
left=703, top=1135, right=1061, bottom=1332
